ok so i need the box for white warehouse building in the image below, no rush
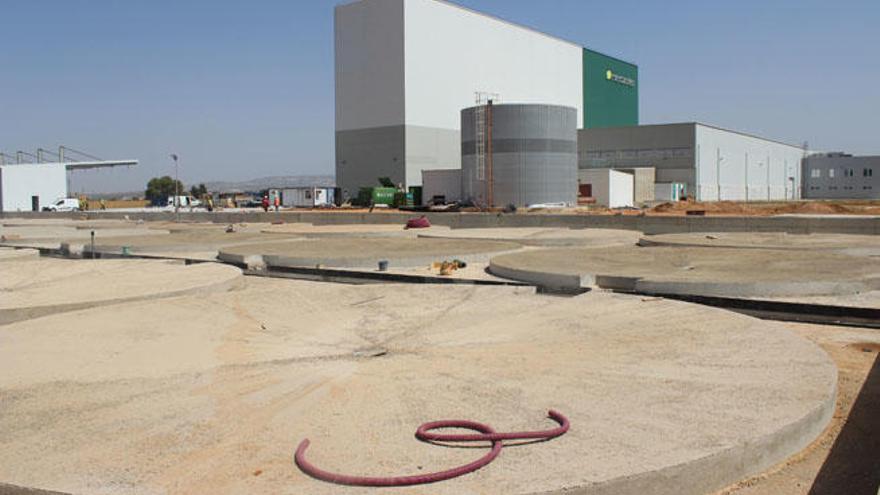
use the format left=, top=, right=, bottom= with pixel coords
left=335, top=0, right=600, bottom=200
left=0, top=155, right=138, bottom=212
left=0, top=163, right=68, bottom=212
left=579, top=123, right=806, bottom=202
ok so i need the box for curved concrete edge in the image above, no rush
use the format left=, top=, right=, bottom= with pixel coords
left=0, top=482, right=69, bottom=495
left=639, top=236, right=880, bottom=259
left=633, top=279, right=870, bottom=298
left=0, top=265, right=244, bottom=326
left=489, top=259, right=588, bottom=290
left=260, top=229, right=414, bottom=239
left=638, top=237, right=701, bottom=248
left=221, top=247, right=526, bottom=270
left=216, top=250, right=264, bottom=268
left=489, top=257, right=871, bottom=297
left=542, top=376, right=837, bottom=495
left=635, top=236, right=794, bottom=251
left=417, top=232, right=634, bottom=248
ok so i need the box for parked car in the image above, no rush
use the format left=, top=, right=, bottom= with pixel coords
left=42, top=198, right=80, bottom=212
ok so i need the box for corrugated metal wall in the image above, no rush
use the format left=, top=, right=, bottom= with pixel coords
left=461, top=104, right=577, bottom=207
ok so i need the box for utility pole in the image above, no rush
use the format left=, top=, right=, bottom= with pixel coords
left=171, top=154, right=180, bottom=222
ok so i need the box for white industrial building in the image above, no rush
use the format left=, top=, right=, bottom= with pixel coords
left=335, top=0, right=588, bottom=199
left=0, top=163, right=68, bottom=212
left=335, top=1, right=818, bottom=206
left=0, top=154, right=138, bottom=212
left=579, top=123, right=806, bottom=202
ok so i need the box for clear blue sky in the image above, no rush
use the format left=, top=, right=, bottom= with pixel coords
left=1, top=0, right=877, bottom=193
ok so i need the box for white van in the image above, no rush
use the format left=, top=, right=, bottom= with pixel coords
left=166, top=196, right=202, bottom=208
left=43, top=198, right=80, bottom=212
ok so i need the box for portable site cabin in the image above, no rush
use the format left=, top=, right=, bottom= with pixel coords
left=280, top=187, right=336, bottom=208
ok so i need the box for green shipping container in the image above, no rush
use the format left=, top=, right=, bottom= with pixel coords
left=372, top=187, right=397, bottom=206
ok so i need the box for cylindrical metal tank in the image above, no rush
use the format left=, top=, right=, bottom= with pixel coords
left=461, top=103, right=577, bottom=207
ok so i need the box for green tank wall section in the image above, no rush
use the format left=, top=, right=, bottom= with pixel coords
left=582, top=49, right=639, bottom=129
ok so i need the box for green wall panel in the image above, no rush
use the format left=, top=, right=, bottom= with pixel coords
left=583, top=49, right=638, bottom=128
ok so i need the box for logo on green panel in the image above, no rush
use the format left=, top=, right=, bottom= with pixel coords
left=605, top=69, right=635, bottom=87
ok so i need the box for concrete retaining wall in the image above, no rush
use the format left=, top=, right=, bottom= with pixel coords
left=2, top=211, right=878, bottom=235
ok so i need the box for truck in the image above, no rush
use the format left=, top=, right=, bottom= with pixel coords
left=42, top=198, right=80, bottom=212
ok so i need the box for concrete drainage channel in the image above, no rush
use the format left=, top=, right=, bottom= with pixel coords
left=242, top=263, right=530, bottom=287
left=33, top=245, right=530, bottom=287
left=641, top=292, right=880, bottom=329
left=20, top=246, right=878, bottom=328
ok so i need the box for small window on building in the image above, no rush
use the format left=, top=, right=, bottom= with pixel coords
left=828, top=169, right=835, bottom=178
left=811, top=168, right=821, bottom=178
left=865, top=168, right=874, bottom=177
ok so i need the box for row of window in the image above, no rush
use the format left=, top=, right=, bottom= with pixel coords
left=810, top=167, right=874, bottom=179
left=809, top=185, right=873, bottom=190
left=582, top=147, right=693, bottom=160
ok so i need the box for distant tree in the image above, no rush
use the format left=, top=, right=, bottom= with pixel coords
left=190, top=183, right=208, bottom=198
left=145, top=176, right=185, bottom=205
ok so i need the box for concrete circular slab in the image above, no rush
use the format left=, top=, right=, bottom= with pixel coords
left=639, top=232, right=880, bottom=257
left=0, top=281, right=835, bottom=495
left=63, top=231, right=304, bottom=260
left=261, top=222, right=452, bottom=238
left=219, top=238, right=522, bottom=268
left=0, top=258, right=242, bottom=325
left=418, top=227, right=640, bottom=247
left=0, top=247, right=39, bottom=262
left=0, top=225, right=168, bottom=244
left=490, top=245, right=880, bottom=296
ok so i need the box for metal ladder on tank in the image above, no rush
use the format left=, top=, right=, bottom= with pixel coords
left=473, top=92, right=499, bottom=206
left=474, top=104, right=486, bottom=183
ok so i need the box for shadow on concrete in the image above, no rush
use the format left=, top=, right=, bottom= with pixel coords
left=809, top=351, right=880, bottom=495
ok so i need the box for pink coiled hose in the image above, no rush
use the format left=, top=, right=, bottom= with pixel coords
left=295, top=409, right=569, bottom=487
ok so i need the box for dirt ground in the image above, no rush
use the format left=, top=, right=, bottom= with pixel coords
left=648, top=200, right=880, bottom=216
left=714, top=323, right=880, bottom=495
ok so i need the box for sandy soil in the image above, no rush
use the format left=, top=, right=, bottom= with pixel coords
left=649, top=200, right=880, bottom=216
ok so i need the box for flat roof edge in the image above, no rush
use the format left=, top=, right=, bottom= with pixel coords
left=580, top=122, right=804, bottom=150
left=336, top=0, right=639, bottom=67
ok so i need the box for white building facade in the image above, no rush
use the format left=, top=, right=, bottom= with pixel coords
left=0, top=163, right=67, bottom=212
left=335, top=0, right=585, bottom=199
left=579, top=123, right=805, bottom=202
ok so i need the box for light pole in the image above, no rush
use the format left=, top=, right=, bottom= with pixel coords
left=170, top=154, right=180, bottom=222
